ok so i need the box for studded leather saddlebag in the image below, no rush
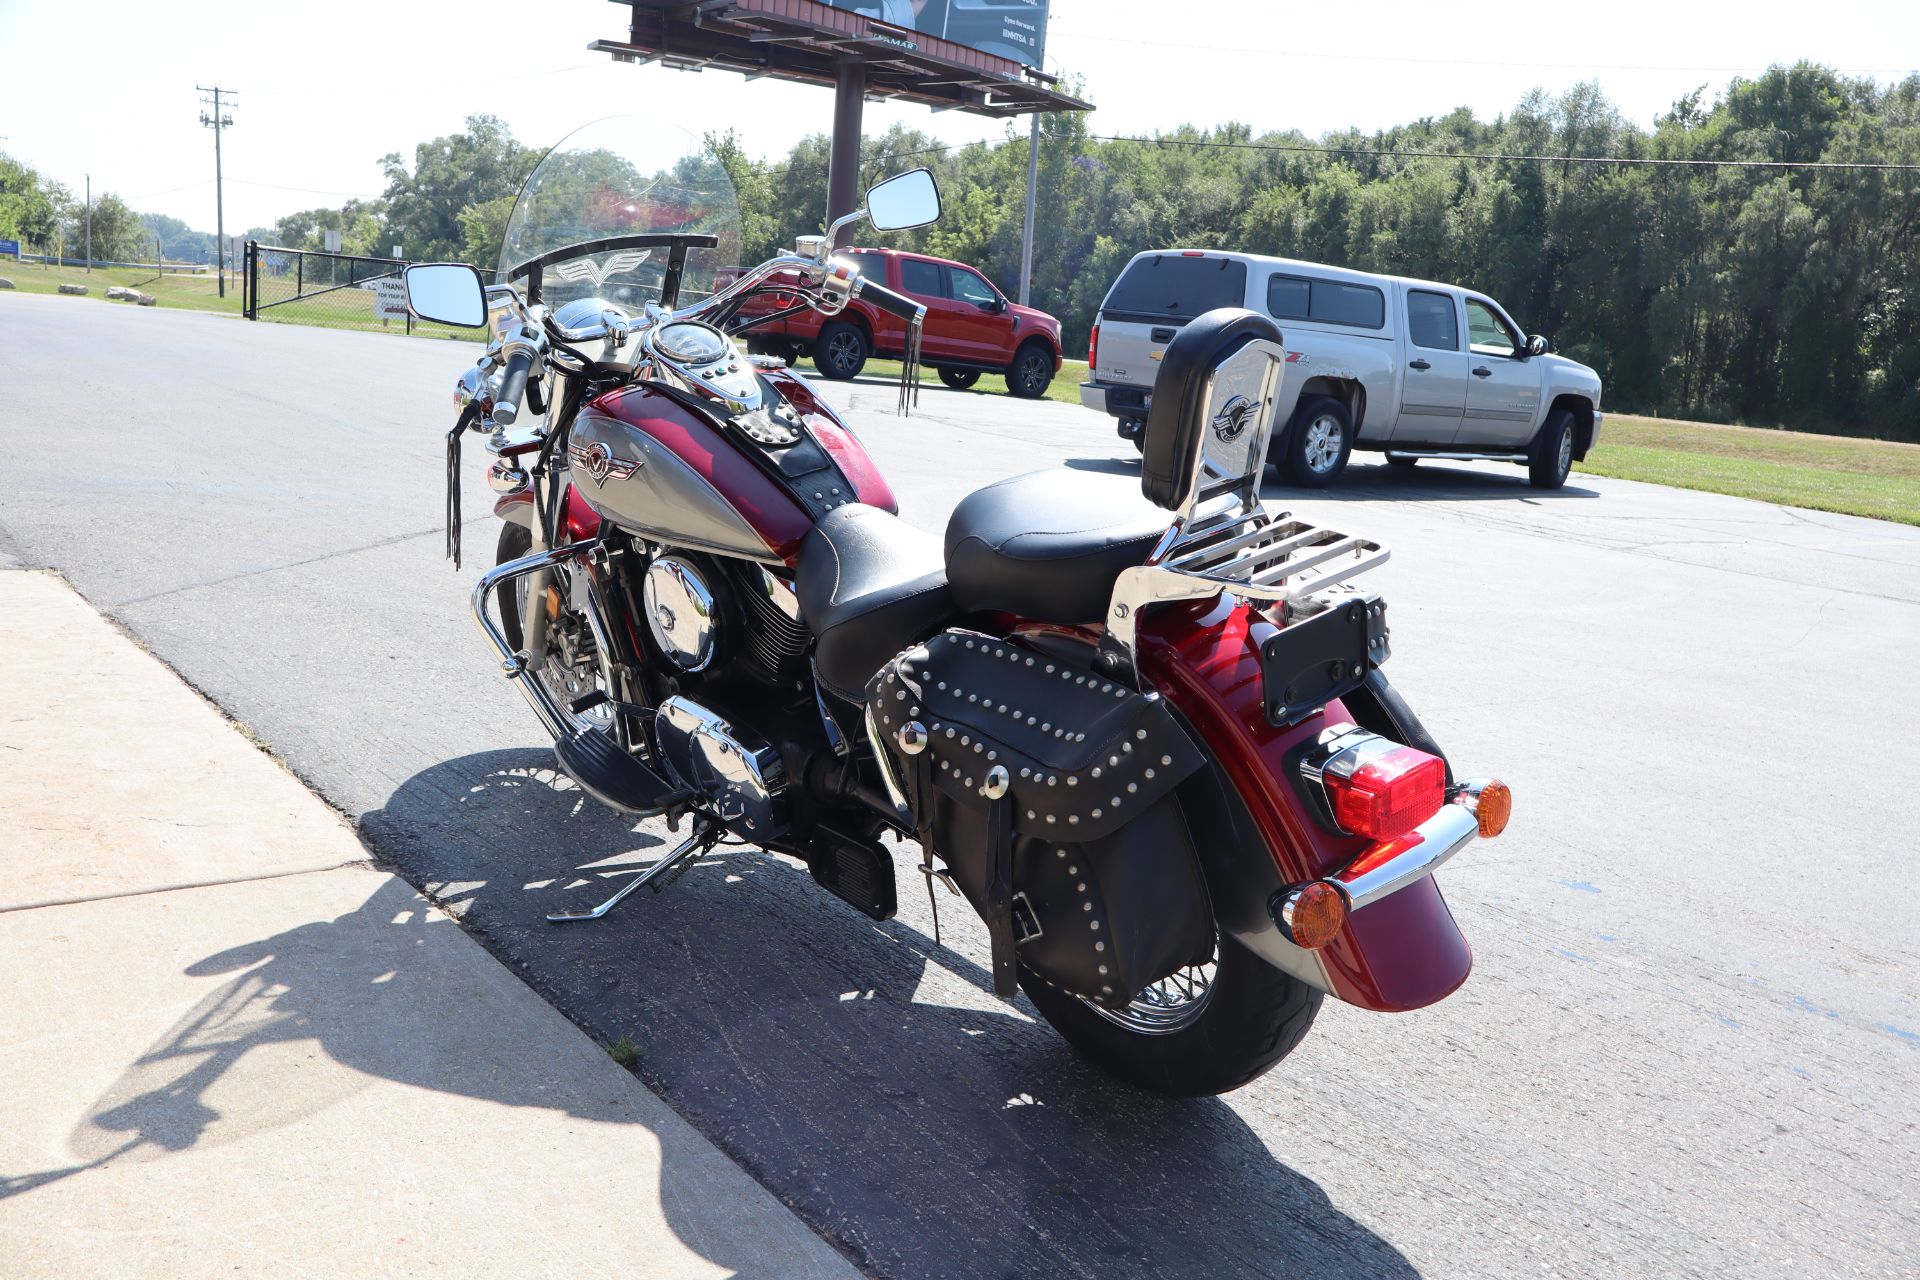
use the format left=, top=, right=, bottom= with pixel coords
left=866, top=631, right=1211, bottom=1007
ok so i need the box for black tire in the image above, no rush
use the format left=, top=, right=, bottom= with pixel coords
left=1281, top=395, right=1355, bottom=487
left=497, top=522, right=532, bottom=651
left=1019, top=931, right=1322, bottom=1097
left=813, top=321, right=869, bottom=380
left=1529, top=407, right=1576, bottom=489
left=1004, top=340, right=1055, bottom=399
left=1386, top=454, right=1419, bottom=469
left=937, top=367, right=981, bottom=391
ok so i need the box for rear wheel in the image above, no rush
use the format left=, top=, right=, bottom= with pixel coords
left=1529, top=408, right=1576, bottom=489
left=1282, top=396, right=1354, bottom=487
left=814, top=321, right=869, bottom=380
left=1005, top=340, right=1055, bottom=399
left=938, top=367, right=981, bottom=391
left=1019, top=929, right=1322, bottom=1097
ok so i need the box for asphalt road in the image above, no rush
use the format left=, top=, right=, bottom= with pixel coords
left=4, top=294, right=1916, bottom=1279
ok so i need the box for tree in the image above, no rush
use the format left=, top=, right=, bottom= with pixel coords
left=379, top=115, right=538, bottom=263
left=0, top=153, right=62, bottom=249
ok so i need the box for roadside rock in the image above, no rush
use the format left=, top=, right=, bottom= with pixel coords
left=106, top=286, right=134, bottom=300
left=58, top=282, right=88, bottom=295
left=0, top=278, right=14, bottom=289
left=136, top=294, right=157, bottom=306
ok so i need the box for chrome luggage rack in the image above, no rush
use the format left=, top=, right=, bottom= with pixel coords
left=1094, top=328, right=1389, bottom=681
left=1099, top=504, right=1390, bottom=679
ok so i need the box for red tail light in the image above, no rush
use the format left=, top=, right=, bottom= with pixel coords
left=1320, top=739, right=1447, bottom=840
left=1088, top=322, right=1100, bottom=369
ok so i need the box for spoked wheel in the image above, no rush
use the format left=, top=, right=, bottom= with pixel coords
left=1088, top=939, right=1218, bottom=1035
left=496, top=523, right=618, bottom=736
left=1005, top=341, right=1055, bottom=399
left=1019, top=927, right=1322, bottom=1097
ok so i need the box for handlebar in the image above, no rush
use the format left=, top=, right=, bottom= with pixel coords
left=853, top=276, right=928, bottom=324
left=494, top=348, right=535, bottom=426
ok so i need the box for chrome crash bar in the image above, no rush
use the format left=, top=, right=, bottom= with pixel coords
left=471, top=539, right=604, bottom=740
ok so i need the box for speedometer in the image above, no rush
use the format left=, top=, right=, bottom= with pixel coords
left=654, top=322, right=730, bottom=365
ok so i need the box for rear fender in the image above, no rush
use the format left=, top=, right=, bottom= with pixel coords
left=1138, top=596, right=1472, bottom=1012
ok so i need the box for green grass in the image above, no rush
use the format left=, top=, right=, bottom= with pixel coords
left=847, top=355, right=1090, bottom=405
left=1580, top=415, right=1920, bottom=525
left=0, top=257, right=476, bottom=339
left=0, top=259, right=243, bottom=313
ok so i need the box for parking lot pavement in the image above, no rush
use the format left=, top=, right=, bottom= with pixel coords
left=3, top=298, right=1917, bottom=1278
left=0, top=568, right=861, bottom=1280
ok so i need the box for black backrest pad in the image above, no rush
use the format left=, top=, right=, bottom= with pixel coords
left=1140, top=308, right=1285, bottom=509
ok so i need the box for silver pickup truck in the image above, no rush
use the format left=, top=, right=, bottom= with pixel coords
left=1081, top=250, right=1604, bottom=489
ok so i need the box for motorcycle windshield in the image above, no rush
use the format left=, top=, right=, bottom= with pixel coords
left=497, top=117, right=743, bottom=313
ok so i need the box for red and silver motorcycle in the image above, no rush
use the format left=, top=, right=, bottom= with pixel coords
left=406, top=120, right=1511, bottom=1096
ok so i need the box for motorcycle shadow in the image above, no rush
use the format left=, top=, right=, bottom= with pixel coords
left=358, top=747, right=1423, bottom=1280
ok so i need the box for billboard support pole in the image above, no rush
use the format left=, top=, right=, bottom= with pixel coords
left=1018, top=113, right=1039, bottom=305
left=828, top=60, right=866, bottom=248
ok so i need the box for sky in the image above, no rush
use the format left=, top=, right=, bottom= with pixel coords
left=3, top=0, right=1917, bottom=237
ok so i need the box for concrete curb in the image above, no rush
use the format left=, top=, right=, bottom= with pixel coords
left=0, top=570, right=862, bottom=1279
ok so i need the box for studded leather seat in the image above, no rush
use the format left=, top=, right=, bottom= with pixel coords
left=943, top=469, right=1172, bottom=626
left=794, top=503, right=955, bottom=704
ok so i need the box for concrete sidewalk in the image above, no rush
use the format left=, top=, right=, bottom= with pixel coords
left=0, top=571, right=860, bottom=1280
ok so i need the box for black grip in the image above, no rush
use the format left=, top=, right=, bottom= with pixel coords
left=855, top=276, right=925, bottom=322
left=494, top=348, right=534, bottom=426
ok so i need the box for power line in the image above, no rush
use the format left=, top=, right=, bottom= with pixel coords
left=1084, top=134, right=1920, bottom=172
left=1048, top=27, right=1920, bottom=78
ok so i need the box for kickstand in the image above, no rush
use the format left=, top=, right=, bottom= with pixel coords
left=547, top=818, right=718, bottom=923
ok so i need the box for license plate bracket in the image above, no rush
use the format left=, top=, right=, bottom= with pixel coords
left=1260, top=595, right=1390, bottom=726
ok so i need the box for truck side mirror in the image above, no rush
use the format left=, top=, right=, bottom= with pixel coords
left=1527, top=334, right=1550, bottom=356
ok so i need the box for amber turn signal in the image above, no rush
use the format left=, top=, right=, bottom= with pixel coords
left=1467, top=780, right=1512, bottom=839
left=1275, top=881, right=1348, bottom=950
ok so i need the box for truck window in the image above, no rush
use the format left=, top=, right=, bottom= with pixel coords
left=947, top=266, right=999, bottom=307
left=1466, top=298, right=1521, bottom=356
left=1267, top=273, right=1385, bottom=329
left=1407, top=290, right=1459, bottom=351
left=900, top=258, right=947, bottom=299
left=834, top=252, right=888, bottom=286
left=1103, top=254, right=1248, bottom=322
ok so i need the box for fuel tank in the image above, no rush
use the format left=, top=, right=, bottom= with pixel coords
left=570, top=378, right=895, bottom=564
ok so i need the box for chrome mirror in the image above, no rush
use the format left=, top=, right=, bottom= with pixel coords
left=866, top=168, right=941, bottom=232
left=403, top=263, right=487, bottom=328
left=1527, top=333, right=1550, bottom=356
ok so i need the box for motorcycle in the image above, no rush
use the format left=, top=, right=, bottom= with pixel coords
left=403, top=120, right=1511, bottom=1096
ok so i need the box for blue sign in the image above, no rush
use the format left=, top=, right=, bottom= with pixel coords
left=0, top=239, right=19, bottom=258
left=823, top=1, right=1049, bottom=68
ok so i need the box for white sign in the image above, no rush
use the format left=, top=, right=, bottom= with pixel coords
left=358, top=276, right=409, bottom=319
left=322, top=229, right=342, bottom=253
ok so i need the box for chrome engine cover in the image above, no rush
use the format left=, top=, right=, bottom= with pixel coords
left=654, top=696, right=788, bottom=838
left=643, top=555, right=718, bottom=671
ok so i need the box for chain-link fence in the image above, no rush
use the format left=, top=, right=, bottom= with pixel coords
left=243, top=242, right=477, bottom=340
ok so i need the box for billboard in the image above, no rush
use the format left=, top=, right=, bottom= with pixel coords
left=824, top=0, right=1048, bottom=68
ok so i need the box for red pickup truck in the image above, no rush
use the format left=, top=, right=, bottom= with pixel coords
left=739, top=247, right=1065, bottom=399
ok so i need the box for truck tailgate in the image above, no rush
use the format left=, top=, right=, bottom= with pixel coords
left=1096, top=316, right=1174, bottom=392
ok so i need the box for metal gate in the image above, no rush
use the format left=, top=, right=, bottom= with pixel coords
left=243, top=241, right=420, bottom=334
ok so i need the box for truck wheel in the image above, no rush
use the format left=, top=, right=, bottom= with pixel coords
left=814, top=322, right=868, bottom=380
left=1282, top=396, right=1354, bottom=487
left=1005, top=341, right=1055, bottom=399
left=1529, top=408, right=1576, bottom=490
left=938, top=367, right=981, bottom=391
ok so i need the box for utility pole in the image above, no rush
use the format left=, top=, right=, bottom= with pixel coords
left=84, top=174, right=91, bottom=272
left=198, top=85, right=235, bottom=297
left=1018, top=113, right=1040, bottom=306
